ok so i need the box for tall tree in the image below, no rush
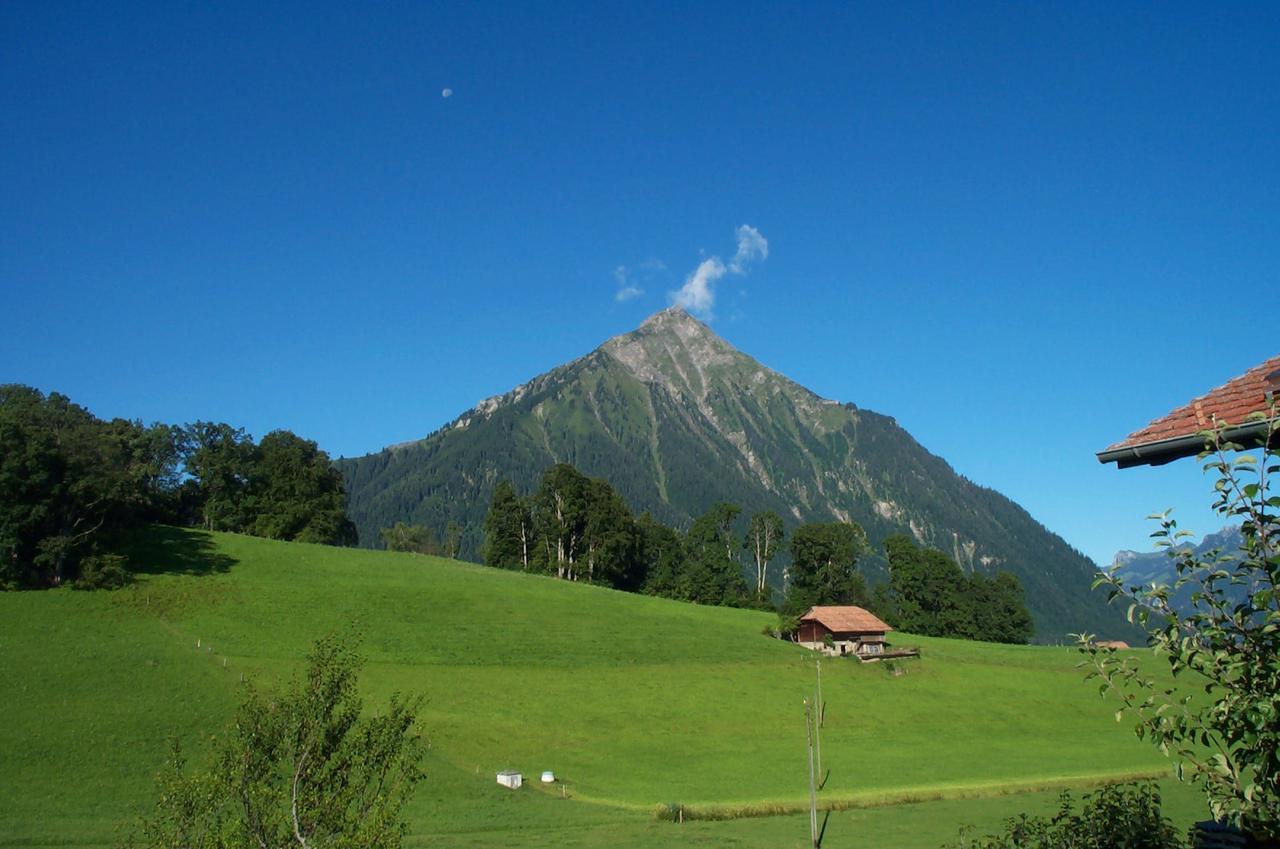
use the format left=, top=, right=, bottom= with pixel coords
left=885, top=533, right=1030, bottom=643
left=885, top=534, right=972, bottom=636
left=581, top=477, right=642, bottom=589
left=743, top=510, right=785, bottom=600
left=180, top=421, right=255, bottom=532
left=483, top=480, right=531, bottom=569
left=786, top=521, right=870, bottom=614
left=638, top=512, right=684, bottom=598
left=531, top=463, right=589, bottom=580
left=249, top=430, right=357, bottom=546
left=443, top=520, right=463, bottom=560
left=0, top=386, right=163, bottom=586
left=680, top=502, right=747, bottom=605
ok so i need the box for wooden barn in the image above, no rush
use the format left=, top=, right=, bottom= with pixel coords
left=797, top=605, right=892, bottom=658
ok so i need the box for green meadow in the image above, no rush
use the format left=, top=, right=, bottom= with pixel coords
left=0, top=527, right=1209, bottom=848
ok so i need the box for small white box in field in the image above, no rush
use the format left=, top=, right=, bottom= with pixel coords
left=541, top=771, right=555, bottom=783
left=496, top=770, right=522, bottom=789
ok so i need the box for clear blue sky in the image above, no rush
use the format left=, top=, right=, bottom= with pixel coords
left=3, top=2, right=1277, bottom=567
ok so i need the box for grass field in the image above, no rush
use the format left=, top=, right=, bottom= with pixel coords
left=0, top=527, right=1209, bottom=848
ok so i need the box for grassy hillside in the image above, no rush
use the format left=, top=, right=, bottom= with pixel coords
left=0, top=527, right=1205, bottom=848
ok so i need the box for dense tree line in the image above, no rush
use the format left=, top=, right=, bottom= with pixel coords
left=483, top=464, right=759, bottom=603
left=481, top=463, right=871, bottom=612
left=879, top=533, right=1033, bottom=644
left=481, top=462, right=1034, bottom=644
left=0, top=385, right=356, bottom=589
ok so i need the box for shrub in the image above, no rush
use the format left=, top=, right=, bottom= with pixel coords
left=73, top=554, right=131, bottom=590
left=945, top=782, right=1183, bottom=849
left=131, top=634, right=425, bottom=848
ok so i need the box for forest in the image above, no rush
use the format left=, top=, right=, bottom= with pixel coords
left=0, top=385, right=354, bottom=589
left=465, top=462, right=1034, bottom=644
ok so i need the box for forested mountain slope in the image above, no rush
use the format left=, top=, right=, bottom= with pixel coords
left=340, top=308, right=1135, bottom=642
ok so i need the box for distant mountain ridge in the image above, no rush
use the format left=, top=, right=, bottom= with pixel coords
left=1111, top=526, right=1248, bottom=617
left=339, top=308, right=1138, bottom=643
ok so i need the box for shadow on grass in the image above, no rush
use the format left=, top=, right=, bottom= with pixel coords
left=124, top=525, right=238, bottom=577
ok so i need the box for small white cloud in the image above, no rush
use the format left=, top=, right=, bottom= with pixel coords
left=729, top=224, right=768, bottom=273
left=672, top=257, right=726, bottom=317
left=441, top=88, right=453, bottom=98
left=668, top=225, right=767, bottom=319
left=615, top=286, right=643, bottom=302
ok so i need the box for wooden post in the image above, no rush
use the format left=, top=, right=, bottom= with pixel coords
left=815, top=659, right=823, bottom=783
left=805, top=699, right=818, bottom=848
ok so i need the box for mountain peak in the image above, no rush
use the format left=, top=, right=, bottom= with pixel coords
left=637, top=306, right=717, bottom=337
left=640, top=305, right=692, bottom=324
left=603, top=307, right=741, bottom=392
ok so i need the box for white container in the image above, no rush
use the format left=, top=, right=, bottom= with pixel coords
left=496, top=770, right=522, bottom=789
left=541, top=771, right=555, bottom=783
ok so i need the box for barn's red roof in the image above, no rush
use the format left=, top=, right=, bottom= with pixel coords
left=800, top=605, right=892, bottom=633
left=1098, top=354, right=1280, bottom=468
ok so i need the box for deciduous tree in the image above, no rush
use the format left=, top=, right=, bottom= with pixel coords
left=680, top=502, right=747, bottom=605
left=744, top=510, right=785, bottom=601
left=786, top=521, right=869, bottom=613
left=1082, top=408, right=1280, bottom=839
left=532, top=463, right=589, bottom=580
left=249, top=430, right=357, bottom=546
left=379, top=522, right=439, bottom=555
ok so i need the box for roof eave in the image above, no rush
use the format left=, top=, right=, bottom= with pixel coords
left=1097, top=421, right=1272, bottom=469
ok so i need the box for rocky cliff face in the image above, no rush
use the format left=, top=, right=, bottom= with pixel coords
left=340, top=308, right=1138, bottom=642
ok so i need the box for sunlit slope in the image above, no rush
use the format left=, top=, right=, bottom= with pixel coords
left=0, top=527, right=1171, bottom=847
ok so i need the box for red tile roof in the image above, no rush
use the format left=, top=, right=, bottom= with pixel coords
left=1100, top=354, right=1280, bottom=466
left=800, top=605, right=892, bottom=633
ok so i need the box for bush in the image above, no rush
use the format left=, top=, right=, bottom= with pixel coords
left=945, top=782, right=1183, bottom=849
left=73, top=554, right=131, bottom=590
left=131, top=634, right=425, bottom=848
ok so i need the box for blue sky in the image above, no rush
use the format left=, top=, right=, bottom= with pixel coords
left=3, top=2, right=1277, bottom=566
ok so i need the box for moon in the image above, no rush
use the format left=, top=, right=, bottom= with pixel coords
left=441, top=88, right=453, bottom=98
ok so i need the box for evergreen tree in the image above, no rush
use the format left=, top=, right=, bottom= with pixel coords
left=638, top=511, right=684, bottom=598
left=483, top=480, right=531, bottom=569
left=581, top=477, right=642, bottom=589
